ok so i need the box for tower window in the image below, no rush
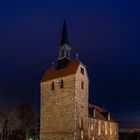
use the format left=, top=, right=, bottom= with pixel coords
left=60, top=80, right=64, bottom=88
left=81, top=119, right=84, bottom=130
left=81, top=67, right=84, bottom=75
left=89, top=108, right=93, bottom=116
left=81, top=81, right=84, bottom=89
left=51, top=82, right=54, bottom=90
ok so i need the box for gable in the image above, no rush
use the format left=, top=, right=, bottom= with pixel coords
left=41, top=60, right=81, bottom=82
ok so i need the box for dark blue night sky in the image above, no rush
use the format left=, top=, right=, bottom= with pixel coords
left=0, top=0, right=140, bottom=128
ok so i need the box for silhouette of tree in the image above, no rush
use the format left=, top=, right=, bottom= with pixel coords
left=16, top=102, right=36, bottom=140
left=0, top=106, right=6, bottom=139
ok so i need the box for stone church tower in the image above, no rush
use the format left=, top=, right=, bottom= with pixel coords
left=40, top=20, right=119, bottom=140
left=40, top=19, right=89, bottom=140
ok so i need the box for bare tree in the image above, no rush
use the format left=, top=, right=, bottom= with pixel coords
left=0, top=106, right=7, bottom=139
left=8, top=110, right=20, bottom=132
left=16, top=102, right=36, bottom=140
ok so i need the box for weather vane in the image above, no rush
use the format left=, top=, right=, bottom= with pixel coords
left=52, top=61, right=54, bottom=65
left=76, top=53, right=79, bottom=59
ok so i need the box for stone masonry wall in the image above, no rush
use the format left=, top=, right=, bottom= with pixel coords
left=40, top=63, right=119, bottom=140
left=75, top=64, right=89, bottom=140
left=40, top=74, right=76, bottom=140
left=40, top=63, right=89, bottom=140
left=88, top=118, right=119, bottom=140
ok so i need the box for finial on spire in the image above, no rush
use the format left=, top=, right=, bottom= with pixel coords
left=76, top=53, right=79, bottom=59
left=52, top=61, right=54, bottom=65
left=57, top=19, right=71, bottom=69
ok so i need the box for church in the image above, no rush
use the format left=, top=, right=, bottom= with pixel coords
left=40, top=19, right=119, bottom=140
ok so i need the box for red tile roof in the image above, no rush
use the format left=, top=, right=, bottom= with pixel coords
left=41, top=60, right=80, bottom=82
left=88, top=104, right=117, bottom=122
left=89, top=104, right=107, bottom=113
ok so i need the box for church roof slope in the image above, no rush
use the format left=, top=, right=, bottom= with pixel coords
left=88, top=104, right=117, bottom=122
left=89, top=104, right=107, bottom=113
left=41, top=60, right=80, bottom=82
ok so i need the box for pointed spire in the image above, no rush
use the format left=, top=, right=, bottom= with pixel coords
left=57, top=19, right=71, bottom=69
left=60, top=19, right=69, bottom=46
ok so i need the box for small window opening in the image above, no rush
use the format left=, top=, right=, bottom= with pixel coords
left=81, top=67, right=84, bottom=75
left=81, top=119, right=84, bottom=130
left=89, top=108, right=93, bottom=116
left=81, top=81, right=84, bottom=89
left=51, top=82, right=54, bottom=90
left=60, top=80, right=64, bottom=88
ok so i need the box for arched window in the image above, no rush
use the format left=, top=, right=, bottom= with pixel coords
left=51, top=82, right=54, bottom=90
left=60, top=80, right=64, bottom=88
left=81, top=81, right=84, bottom=89
left=81, top=67, right=84, bottom=75
left=81, top=119, right=84, bottom=130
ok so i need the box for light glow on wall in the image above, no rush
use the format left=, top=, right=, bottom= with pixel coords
left=98, top=121, right=101, bottom=135
left=115, top=123, right=117, bottom=135
left=105, top=122, right=108, bottom=134
left=110, top=124, right=112, bottom=135
left=81, top=130, right=84, bottom=139
left=91, top=124, right=93, bottom=130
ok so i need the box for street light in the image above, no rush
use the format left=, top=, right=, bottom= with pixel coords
left=28, top=138, right=33, bottom=140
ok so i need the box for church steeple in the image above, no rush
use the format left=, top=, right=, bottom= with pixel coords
left=60, top=19, right=69, bottom=45
left=57, top=19, right=71, bottom=69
